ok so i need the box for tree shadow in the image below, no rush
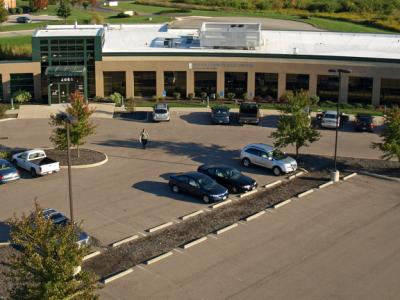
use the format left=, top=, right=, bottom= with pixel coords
left=259, top=115, right=279, bottom=128
left=0, top=221, right=11, bottom=243
left=179, top=112, right=212, bottom=125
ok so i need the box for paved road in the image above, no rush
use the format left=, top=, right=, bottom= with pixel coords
left=0, top=113, right=383, bottom=246
left=99, top=175, right=400, bottom=300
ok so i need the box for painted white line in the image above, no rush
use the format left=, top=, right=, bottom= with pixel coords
left=180, top=210, right=204, bottom=220
left=111, top=235, right=139, bottom=248
left=274, top=199, right=292, bottom=209
left=181, top=236, right=208, bottom=249
left=358, top=171, right=400, bottom=182
left=211, top=199, right=232, bottom=209
left=343, top=172, right=358, bottom=181
left=245, top=211, right=266, bottom=222
left=239, top=189, right=258, bottom=198
left=263, top=180, right=282, bottom=189
left=215, top=223, right=238, bottom=235
left=102, top=268, right=133, bottom=284
left=145, top=251, right=173, bottom=265
left=0, top=242, right=11, bottom=247
left=297, top=189, right=315, bottom=198
left=318, top=181, right=334, bottom=189
left=147, top=221, right=174, bottom=233
left=83, top=251, right=101, bottom=261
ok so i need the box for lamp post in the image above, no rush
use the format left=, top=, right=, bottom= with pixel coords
left=56, top=112, right=78, bottom=222
left=328, top=68, right=351, bottom=182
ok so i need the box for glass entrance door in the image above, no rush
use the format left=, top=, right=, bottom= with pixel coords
left=59, top=83, right=69, bottom=103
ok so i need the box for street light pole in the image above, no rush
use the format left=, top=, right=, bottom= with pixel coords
left=328, top=68, right=351, bottom=182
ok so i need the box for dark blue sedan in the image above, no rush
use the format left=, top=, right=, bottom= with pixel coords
left=0, top=159, right=20, bottom=184
left=169, top=171, right=229, bottom=204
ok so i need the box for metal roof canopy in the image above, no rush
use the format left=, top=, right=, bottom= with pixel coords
left=45, top=65, right=86, bottom=77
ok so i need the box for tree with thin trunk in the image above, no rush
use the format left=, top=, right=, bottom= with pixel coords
left=56, top=0, right=71, bottom=24
left=0, top=0, right=8, bottom=23
left=7, top=202, right=99, bottom=299
left=270, top=90, right=321, bottom=158
left=49, top=91, right=96, bottom=158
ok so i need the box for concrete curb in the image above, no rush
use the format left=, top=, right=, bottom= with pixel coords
left=274, top=199, right=291, bottom=209
left=83, top=251, right=101, bottom=261
left=215, top=223, right=238, bottom=235
left=0, top=118, right=17, bottom=122
left=147, top=221, right=174, bottom=233
left=343, top=172, right=358, bottom=181
left=0, top=242, right=11, bottom=247
left=318, top=181, right=334, bottom=189
left=181, top=236, right=207, bottom=249
left=295, top=171, right=304, bottom=177
left=211, top=199, right=232, bottom=209
left=145, top=251, right=173, bottom=265
left=60, top=153, right=108, bottom=169
left=239, top=189, right=258, bottom=198
left=358, top=171, right=400, bottom=182
left=180, top=210, right=204, bottom=220
left=297, top=189, right=315, bottom=198
left=111, top=235, right=139, bottom=248
left=245, top=211, right=265, bottom=222
left=288, top=174, right=296, bottom=180
left=102, top=268, right=133, bottom=284
left=299, top=167, right=309, bottom=174
left=263, top=180, right=282, bottom=189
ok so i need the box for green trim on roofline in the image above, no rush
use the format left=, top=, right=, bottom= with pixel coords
left=101, top=51, right=400, bottom=64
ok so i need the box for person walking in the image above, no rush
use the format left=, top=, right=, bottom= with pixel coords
left=139, top=128, right=149, bottom=149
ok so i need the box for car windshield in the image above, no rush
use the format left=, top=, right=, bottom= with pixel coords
left=324, top=114, right=337, bottom=119
left=240, top=104, right=258, bottom=114
left=358, top=116, right=372, bottom=121
left=220, top=167, right=241, bottom=179
left=214, top=109, right=228, bottom=115
left=198, top=177, right=217, bottom=190
left=272, top=150, right=287, bottom=160
left=155, top=109, right=167, bottom=114
left=0, top=162, right=11, bottom=169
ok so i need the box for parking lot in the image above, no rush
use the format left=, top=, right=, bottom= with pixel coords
left=0, top=110, right=384, bottom=246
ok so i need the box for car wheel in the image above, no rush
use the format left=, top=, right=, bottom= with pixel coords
left=171, top=185, right=179, bottom=193
left=31, top=168, right=37, bottom=177
left=241, top=158, right=251, bottom=168
left=203, top=195, right=210, bottom=204
left=272, top=167, right=282, bottom=176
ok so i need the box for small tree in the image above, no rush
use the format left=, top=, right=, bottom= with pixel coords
left=270, top=90, right=321, bottom=158
left=227, top=92, right=236, bottom=101
left=57, top=0, right=71, bottom=24
left=372, top=106, right=400, bottom=161
left=7, top=202, right=98, bottom=299
left=109, top=92, right=123, bottom=106
left=0, top=0, right=8, bottom=23
left=12, top=90, right=32, bottom=104
left=49, top=91, right=96, bottom=158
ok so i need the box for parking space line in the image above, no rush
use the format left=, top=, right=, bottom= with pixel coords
left=138, top=232, right=147, bottom=237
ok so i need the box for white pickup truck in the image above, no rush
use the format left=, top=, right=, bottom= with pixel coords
left=12, top=149, right=60, bottom=177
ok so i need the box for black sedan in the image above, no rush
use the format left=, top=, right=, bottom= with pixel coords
left=0, top=159, right=20, bottom=184
left=354, top=113, right=374, bottom=132
left=169, top=171, right=229, bottom=204
left=198, top=164, right=257, bottom=193
left=211, top=106, right=230, bottom=124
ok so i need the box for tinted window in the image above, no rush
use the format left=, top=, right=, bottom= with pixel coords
left=188, top=178, right=199, bottom=187
left=155, top=109, right=167, bottom=114
left=176, top=175, right=189, bottom=184
left=245, top=148, right=260, bottom=156
left=240, top=104, right=258, bottom=114
left=324, top=114, right=337, bottom=119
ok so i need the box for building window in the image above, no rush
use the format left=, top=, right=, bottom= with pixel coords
left=134, top=71, right=156, bottom=98
left=381, top=78, right=400, bottom=106
left=348, top=76, right=373, bottom=104
left=103, top=72, right=126, bottom=97
left=286, top=74, right=309, bottom=92
left=10, top=73, right=34, bottom=95
left=317, top=75, right=339, bottom=102
left=194, top=71, right=217, bottom=97
left=255, top=73, right=278, bottom=100
left=164, top=71, right=186, bottom=98
left=225, top=72, right=247, bottom=98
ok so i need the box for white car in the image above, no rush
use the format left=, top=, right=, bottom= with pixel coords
left=152, top=103, right=170, bottom=122
left=321, top=110, right=340, bottom=129
left=12, top=149, right=60, bottom=177
left=240, top=143, right=297, bottom=176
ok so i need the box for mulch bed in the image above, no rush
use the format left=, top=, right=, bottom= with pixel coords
left=46, top=149, right=106, bottom=167
left=0, top=246, right=19, bottom=299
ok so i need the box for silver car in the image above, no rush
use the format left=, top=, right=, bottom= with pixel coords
left=152, top=103, right=170, bottom=122
left=240, top=143, right=297, bottom=176
left=321, top=110, right=340, bottom=129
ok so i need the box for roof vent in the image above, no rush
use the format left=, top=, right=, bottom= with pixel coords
left=293, top=47, right=299, bottom=55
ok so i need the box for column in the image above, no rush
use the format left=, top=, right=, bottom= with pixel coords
left=156, top=70, right=164, bottom=98
left=186, top=70, right=194, bottom=98
left=339, top=74, right=349, bottom=104
left=2, top=73, right=10, bottom=101
left=247, top=71, right=255, bottom=100
left=217, top=71, right=224, bottom=98
left=95, top=65, right=104, bottom=97
left=33, top=72, right=41, bottom=101
left=372, top=76, right=381, bottom=106
left=277, top=72, right=286, bottom=100
left=308, top=73, right=317, bottom=97
left=125, top=71, right=134, bottom=99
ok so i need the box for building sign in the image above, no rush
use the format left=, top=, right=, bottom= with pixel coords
left=191, top=63, right=255, bottom=70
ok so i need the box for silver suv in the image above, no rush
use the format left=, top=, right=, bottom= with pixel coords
left=152, top=103, right=170, bottom=122
left=240, top=143, right=297, bottom=176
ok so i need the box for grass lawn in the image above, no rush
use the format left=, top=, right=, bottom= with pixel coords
left=0, top=35, right=31, bottom=46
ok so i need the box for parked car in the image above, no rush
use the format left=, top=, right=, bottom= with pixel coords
left=152, top=103, right=170, bottom=122
left=211, top=106, right=230, bottom=124
left=12, top=149, right=60, bottom=177
left=240, top=143, right=297, bottom=176
left=354, top=113, right=374, bottom=132
left=238, top=102, right=261, bottom=125
left=42, top=208, right=90, bottom=247
left=16, top=16, right=31, bottom=23
left=197, top=164, right=257, bottom=193
left=169, top=171, right=229, bottom=204
left=0, top=159, right=20, bottom=184
left=320, top=110, right=340, bottom=129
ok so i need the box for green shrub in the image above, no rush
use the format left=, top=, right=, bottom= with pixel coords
left=0, top=151, right=11, bottom=160
left=173, top=92, right=181, bottom=100
left=242, top=92, right=248, bottom=101
left=339, top=103, right=354, bottom=109
left=0, top=104, right=8, bottom=118
left=16, top=7, right=23, bottom=14
left=200, top=92, right=207, bottom=100
left=89, top=13, right=104, bottom=24
left=188, top=93, right=194, bottom=100
left=116, top=12, right=130, bottom=18
left=12, top=90, right=31, bottom=104
left=125, top=97, right=135, bottom=112
left=364, top=104, right=375, bottom=110
left=353, top=102, right=364, bottom=108
left=227, top=92, right=236, bottom=101
left=9, top=8, right=16, bottom=14
left=109, top=92, right=123, bottom=106
left=322, top=100, right=337, bottom=107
